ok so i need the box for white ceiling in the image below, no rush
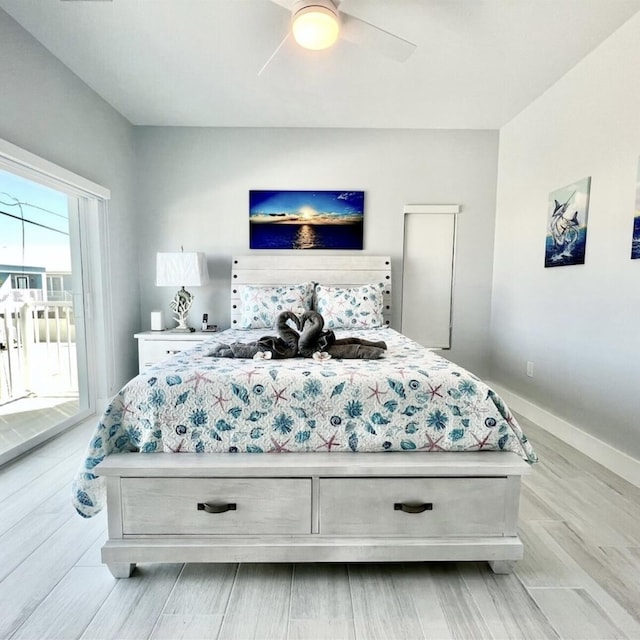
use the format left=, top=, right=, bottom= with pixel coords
left=2, top=0, right=639, bottom=129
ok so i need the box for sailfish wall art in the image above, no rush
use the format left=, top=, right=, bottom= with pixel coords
left=545, top=177, right=591, bottom=268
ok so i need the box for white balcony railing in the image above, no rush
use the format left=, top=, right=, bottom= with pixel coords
left=0, top=286, right=44, bottom=306
left=0, top=301, right=77, bottom=405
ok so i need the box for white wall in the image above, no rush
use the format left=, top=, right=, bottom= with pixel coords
left=0, top=9, right=139, bottom=389
left=492, top=13, right=640, bottom=458
left=135, top=127, right=499, bottom=376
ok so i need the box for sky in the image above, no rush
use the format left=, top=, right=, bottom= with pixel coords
left=0, top=169, right=71, bottom=271
left=249, top=190, right=364, bottom=224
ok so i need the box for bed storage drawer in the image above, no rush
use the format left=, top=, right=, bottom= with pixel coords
left=121, top=477, right=311, bottom=535
left=319, top=477, right=507, bottom=536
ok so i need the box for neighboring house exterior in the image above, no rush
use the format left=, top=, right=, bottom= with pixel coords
left=0, top=264, right=72, bottom=305
left=0, top=264, right=46, bottom=304
left=0, top=264, right=73, bottom=349
left=44, top=271, right=73, bottom=302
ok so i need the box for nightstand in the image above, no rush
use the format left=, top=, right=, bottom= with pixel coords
left=134, top=331, right=212, bottom=373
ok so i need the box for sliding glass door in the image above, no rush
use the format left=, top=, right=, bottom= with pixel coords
left=0, top=168, right=91, bottom=460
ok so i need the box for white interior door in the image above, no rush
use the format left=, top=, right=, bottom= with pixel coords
left=401, top=205, right=459, bottom=349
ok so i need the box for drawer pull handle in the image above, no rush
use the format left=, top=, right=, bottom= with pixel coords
left=394, top=502, right=433, bottom=514
left=197, top=502, right=237, bottom=514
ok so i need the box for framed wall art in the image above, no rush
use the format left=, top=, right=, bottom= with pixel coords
left=544, top=177, right=591, bottom=268
left=249, top=190, right=364, bottom=250
left=632, top=157, right=640, bottom=260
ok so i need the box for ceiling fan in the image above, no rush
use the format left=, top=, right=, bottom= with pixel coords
left=59, top=0, right=416, bottom=72
left=261, top=0, right=416, bottom=74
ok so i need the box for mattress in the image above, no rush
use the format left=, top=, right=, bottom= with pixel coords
left=72, top=327, right=537, bottom=517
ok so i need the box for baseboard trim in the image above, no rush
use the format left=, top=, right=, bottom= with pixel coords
left=489, top=382, right=640, bottom=489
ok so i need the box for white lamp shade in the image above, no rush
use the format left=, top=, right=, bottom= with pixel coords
left=156, top=252, right=210, bottom=287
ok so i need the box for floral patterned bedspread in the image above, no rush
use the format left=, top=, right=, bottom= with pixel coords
left=72, top=328, right=537, bottom=517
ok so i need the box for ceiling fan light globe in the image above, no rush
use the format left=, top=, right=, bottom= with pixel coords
left=292, top=6, right=339, bottom=51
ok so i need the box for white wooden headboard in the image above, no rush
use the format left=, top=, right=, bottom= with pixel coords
left=230, top=255, right=392, bottom=328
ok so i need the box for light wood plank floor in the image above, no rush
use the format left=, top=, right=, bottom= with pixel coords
left=0, top=413, right=639, bottom=640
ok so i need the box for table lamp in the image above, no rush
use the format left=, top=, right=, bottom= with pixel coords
left=156, top=251, right=209, bottom=332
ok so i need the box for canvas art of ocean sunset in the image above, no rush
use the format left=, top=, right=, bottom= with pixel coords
left=249, top=190, right=364, bottom=250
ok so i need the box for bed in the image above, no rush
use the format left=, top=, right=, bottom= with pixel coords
left=73, top=255, right=536, bottom=578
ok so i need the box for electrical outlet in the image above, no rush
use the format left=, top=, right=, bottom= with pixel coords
left=526, top=361, right=534, bottom=377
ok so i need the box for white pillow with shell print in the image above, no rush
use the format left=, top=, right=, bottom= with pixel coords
left=314, top=282, right=385, bottom=329
left=239, top=282, right=314, bottom=329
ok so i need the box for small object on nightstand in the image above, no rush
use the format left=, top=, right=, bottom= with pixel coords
left=150, top=311, right=164, bottom=331
left=201, top=313, right=208, bottom=331
left=203, top=324, right=218, bottom=332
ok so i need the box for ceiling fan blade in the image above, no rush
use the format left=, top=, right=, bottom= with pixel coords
left=340, top=13, right=416, bottom=62
left=258, top=31, right=293, bottom=76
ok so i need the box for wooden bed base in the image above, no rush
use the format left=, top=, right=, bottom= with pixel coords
left=96, top=451, right=530, bottom=578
